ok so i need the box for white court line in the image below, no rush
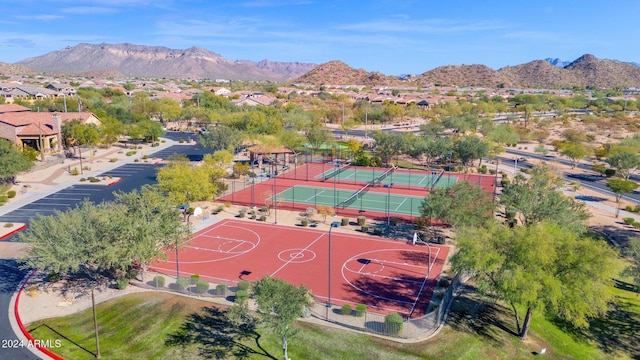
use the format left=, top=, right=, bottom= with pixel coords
left=408, top=271, right=430, bottom=315
left=226, top=241, right=245, bottom=252
left=270, top=233, right=325, bottom=277
left=304, top=189, right=327, bottom=202
left=394, top=197, right=408, bottom=211
left=416, top=176, right=430, bottom=186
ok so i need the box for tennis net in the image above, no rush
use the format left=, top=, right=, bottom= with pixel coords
left=339, top=183, right=371, bottom=208
left=323, top=162, right=352, bottom=180
left=429, top=169, right=445, bottom=189
left=373, top=167, right=395, bottom=186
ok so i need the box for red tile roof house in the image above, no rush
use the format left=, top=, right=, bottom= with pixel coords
left=0, top=104, right=101, bottom=157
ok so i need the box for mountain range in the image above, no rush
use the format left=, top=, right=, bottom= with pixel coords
left=15, top=43, right=316, bottom=82
left=3, top=43, right=640, bottom=89
left=297, top=55, right=640, bottom=89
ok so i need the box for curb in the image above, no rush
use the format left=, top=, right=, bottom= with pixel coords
left=14, top=269, right=65, bottom=360
left=107, top=177, right=123, bottom=186
left=0, top=223, right=27, bottom=241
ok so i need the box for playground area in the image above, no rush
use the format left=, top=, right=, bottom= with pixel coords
left=151, top=219, right=448, bottom=318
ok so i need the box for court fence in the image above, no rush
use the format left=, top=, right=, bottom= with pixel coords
left=133, top=271, right=465, bottom=341
left=307, top=273, right=464, bottom=339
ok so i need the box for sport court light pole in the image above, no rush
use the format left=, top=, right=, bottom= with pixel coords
left=384, top=183, right=393, bottom=236
left=326, top=221, right=341, bottom=321
left=273, top=170, right=278, bottom=224
left=333, top=162, right=340, bottom=211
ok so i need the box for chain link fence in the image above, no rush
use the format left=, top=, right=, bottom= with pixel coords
left=308, top=274, right=463, bottom=339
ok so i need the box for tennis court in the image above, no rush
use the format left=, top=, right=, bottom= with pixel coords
left=275, top=185, right=424, bottom=216
left=317, top=166, right=459, bottom=189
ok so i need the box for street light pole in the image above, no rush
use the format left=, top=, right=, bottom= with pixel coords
left=327, top=221, right=341, bottom=321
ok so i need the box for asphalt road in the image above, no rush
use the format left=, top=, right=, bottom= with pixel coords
left=0, top=259, right=41, bottom=359
left=0, top=132, right=210, bottom=360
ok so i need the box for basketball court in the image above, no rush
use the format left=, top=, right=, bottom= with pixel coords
left=151, top=219, right=448, bottom=317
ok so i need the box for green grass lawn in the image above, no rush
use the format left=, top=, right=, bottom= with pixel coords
left=28, top=256, right=639, bottom=359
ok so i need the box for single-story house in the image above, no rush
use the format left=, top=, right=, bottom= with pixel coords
left=0, top=104, right=101, bottom=156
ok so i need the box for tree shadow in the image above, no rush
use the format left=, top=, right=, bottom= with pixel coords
left=549, top=293, right=640, bottom=358
left=446, top=284, right=518, bottom=342
left=165, top=306, right=276, bottom=360
left=28, top=323, right=95, bottom=357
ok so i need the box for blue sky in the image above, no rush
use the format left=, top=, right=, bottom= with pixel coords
left=2, top=0, right=639, bottom=75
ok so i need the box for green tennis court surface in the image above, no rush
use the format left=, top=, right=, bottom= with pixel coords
left=317, top=167, right=459, bottom=188
left=274, top=185, right=424, bottom=216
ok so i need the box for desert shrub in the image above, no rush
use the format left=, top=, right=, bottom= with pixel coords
left=142, top=155, right=149, bottom=160
left=47, top=272, right=60, bottom=283
left=340, top=304, right=353, bottom=315
left=373, top=228, right=383, bottom=236
left=626, top=205, right=636, bottom=212
left=301, top=218, right=309, bottom=227
left=89, top=177, right=100, bottom=183
left=82, top=165, right=91, bottom=171
left=70, top=167, right=80, bottom=176
left=361, top=225, right=369, bottom=233
left=195, top=280, right=210, bottom=294
left=235, top=289, right=249, bottom=303
left=355, top=304, right=367, bottom=317
left=3, top=223, right=13, bottom=227
left=384, top=313, right=404, bottom=335
left=501, top=177, right=510, bottom=187
left=237, top=280, right=251, bottom=290
left=152, top=275, right=165, bottom=288
left=79, top=178, right=87, bottom=182
left=357, top=216, right=366, bottom=226
left=0, top=195, right=7, bottom=203
left=216, top=284, right=228, bottom=296
left=176, top=277, right=190, bottom=291
left=216, top=205, right=225, bottom=212
left=238, top=209, right=246, bottom=218
left=190, top=274, right=200, bottom=285
left=7, top=190, right=16, bottom=198
left=259, top=215, right=267, bottom=222
left=260, top=206, right=269, bottom=213
left=438, top=278, right=450, bottom=288
left=126, top=151, right=136, bottom=156
left=137, top=146, right=143, bottom=149
left=604, top=168, right=616, bottom=177
left=224, top=201, right=232, bottom=208
left=110, top=158, right=118, bottom=162
left=116, top=277, right=129, bottom=290
left=623, top=217, right=636, bottom=225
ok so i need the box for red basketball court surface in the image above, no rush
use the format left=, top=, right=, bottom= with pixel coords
left=151, top=219, right=449, bottom=317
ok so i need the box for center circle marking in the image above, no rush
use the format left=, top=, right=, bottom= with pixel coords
left=278, top=248, right=317, bottom=264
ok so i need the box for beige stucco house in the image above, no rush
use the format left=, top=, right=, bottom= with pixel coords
left=0, top=104, right=101, bottom=156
